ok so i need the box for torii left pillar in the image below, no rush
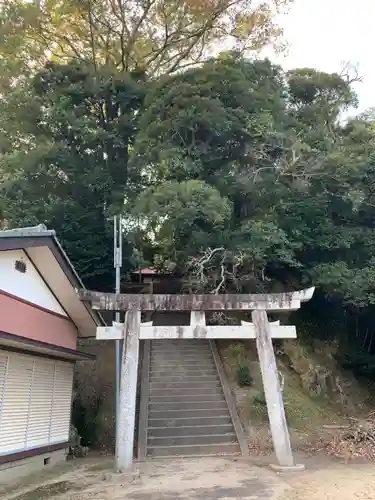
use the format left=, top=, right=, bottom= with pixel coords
left=117, top=310, right=140, bottom=472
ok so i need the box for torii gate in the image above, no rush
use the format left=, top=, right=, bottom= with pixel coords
left=79, top=287, right=315, bottom=472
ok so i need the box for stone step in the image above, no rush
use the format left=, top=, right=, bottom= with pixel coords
left=151, top=345, right=211, bottom=351
left=149, top=407, right=230, bottom=419
left=151, top=349, right=211, bottom=354
left=150, top=375, right=218, bottom=382
left=150, top=358, right=216, bottom=366
left=150, top=377, right=220, bottom=386
left=149, top=415, right=233, bottom=428
left=149, top=400, right=227, bottom=412
left=148, top=432, right=237, bottom=448
left=148, top=424, right=235, bottom=438
left=150, top=366, right=217, bottom=374
left=150, top=355, right=214, bottom=363
left=150, top=354, right=212, bottom=360
left=153, top=365, right=216, bottom=373
left=150, top=386, right=224, bottom=397
left=150, top=378, right=221, bottom=389
left=151, top=346, right=210, bottom=351
left=150, top=363, right=216, bottom=372
left=150, top=369, right=218, bottom=378
left=151, top=353, right=212, bottom=358
left=147, top=442, right=241, bottom=458
left=152, top=343, right=210, bottom=348
left=152, top=341, right=209, bottom=345
left=152, top=346, right=210, bottom=350
left=149, top=393, right=226, bottom=403
left=148, top=395, right=227, bottom=411
left=152, top=346, right=211, bottom=351
left=143, top=339, right=240, bottom=459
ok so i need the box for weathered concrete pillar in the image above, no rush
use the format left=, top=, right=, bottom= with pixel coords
left=190, top=310, right=206, bottom=327
left=252, top=309, right=301, bottom=470
left=117, top=310, right=141, bottom=472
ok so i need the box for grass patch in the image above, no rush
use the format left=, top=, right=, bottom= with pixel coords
left=224, top=343, right=253, bottom=387
left=253, top=391, right=267, bottom=407
left=283, top=385, right=339, bottom=430
left=240, top=368, right=343, bottom=431
left=221, top=340, right=347, bottom=437
left=225, top=343, right=247, bottom=362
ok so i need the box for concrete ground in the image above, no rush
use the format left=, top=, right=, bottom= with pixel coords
left=2, top=455, right=375, bottom=500
left=1, top=456, right=287, bottom=500
left=104, top=458, right=285, bottom=500
left=279, top=462, right=375, bottom=500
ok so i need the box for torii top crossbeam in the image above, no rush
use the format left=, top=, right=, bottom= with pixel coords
left=78, top=287, right=315, bottom=312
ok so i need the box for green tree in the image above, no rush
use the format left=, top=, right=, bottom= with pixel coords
left=131, top=56, right=365, bottom=300
left=131, top=56, right=300, bottom=289
left=132, top=180, right=232, bottom=272
left=1, top=61, right=145, bottom=288
left=0, top=0, right=292, bottom=88
left=298, top=118, right=375, bottom=308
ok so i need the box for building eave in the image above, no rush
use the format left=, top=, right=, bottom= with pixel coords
left=0, top=331, right=95, bottom=362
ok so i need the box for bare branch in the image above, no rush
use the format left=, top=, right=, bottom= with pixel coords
left=188, top=247, right=225, bottom=286
left=187, top=247, right=246, bottom=294
left=87, top=0, right=98, bottom=72
left=212, top=262, right=226, bottom=295
left=340, top=61, right=363, bottom=85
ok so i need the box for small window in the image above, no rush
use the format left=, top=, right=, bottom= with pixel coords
left=15, top=260, right=27, bottom=273
left=44, top=457, right=51, bottom=466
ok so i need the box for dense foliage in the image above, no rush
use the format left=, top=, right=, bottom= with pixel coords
left=0, top=0, right=291, bottom=89
left=2, top=47, right=375, bottom=370
left=0, top=62, right=145, bottom=289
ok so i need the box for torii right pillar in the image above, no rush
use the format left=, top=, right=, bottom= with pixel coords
left=252, top=304, right=312, bottom=472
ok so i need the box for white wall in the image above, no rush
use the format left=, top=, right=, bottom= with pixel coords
left=0, top=249, right=67, bottom=316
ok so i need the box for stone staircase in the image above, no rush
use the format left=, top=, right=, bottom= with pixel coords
left=144, top=339, right=243, bottom=458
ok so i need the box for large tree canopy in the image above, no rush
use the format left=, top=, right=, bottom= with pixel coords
left=0, top=0, right=292, bottom=88
left=3, top=53, right=375, bottom=364
left=130, top=56, right=363, bottom=296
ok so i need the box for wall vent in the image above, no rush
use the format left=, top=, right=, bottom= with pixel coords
left=15, top=260, right=27, bottom=273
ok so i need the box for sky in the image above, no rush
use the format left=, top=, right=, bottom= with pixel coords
left=268, top=0, right=375, bottom=116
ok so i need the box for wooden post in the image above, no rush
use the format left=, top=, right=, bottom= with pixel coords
left=251, top=309, right=296, bottom=468
left=117, top=310, right=141, bottom=472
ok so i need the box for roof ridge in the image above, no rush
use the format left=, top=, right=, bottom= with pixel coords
left=0, top=224, right=56, bottom=237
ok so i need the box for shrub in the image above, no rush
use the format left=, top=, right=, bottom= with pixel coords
left=236, top=363, right=253, bottom=387
left=253, top=391, right=267, bottom=407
